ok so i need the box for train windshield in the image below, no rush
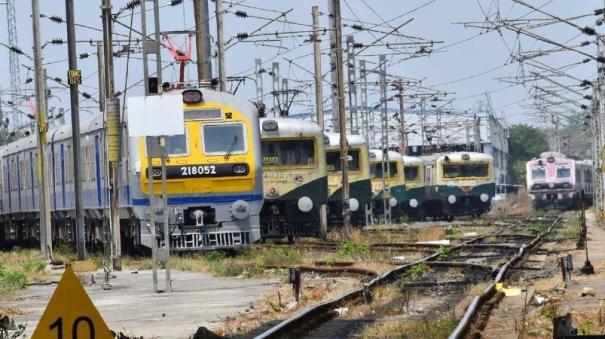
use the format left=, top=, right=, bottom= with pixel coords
left=202, top=123, right=246, bottom=155
left=532, top=168, right=545, bottom=179
left=326, top=149, right=360, bottom=172
left=404, top=166, right=419, bottom=181
left=442, top=163, right=489, bottom=178
left=261, top=139, right=315, bottom=166
left=146, top=133, right=188, bottom=156
left=371, top=162, right=399, bottom=178
left=557, top=168, right=571, bottom=178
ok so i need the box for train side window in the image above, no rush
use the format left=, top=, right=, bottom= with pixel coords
left=261, top=139, right=315, bottom=166
left=404, top=166, right=419, bottom=181
left=326, top=150, right=360, bottom=172
left=370, top=162, right=398, bottom=178
left=202, top=123, right=246, bottom=155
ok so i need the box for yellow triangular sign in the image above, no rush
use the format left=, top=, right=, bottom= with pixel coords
left=32, top=265, right=113, bottom=339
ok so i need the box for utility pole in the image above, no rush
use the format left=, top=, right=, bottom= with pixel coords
left=193, top=0, right=212, bottom=82
left=254, top=58, right=264, bottom=107
left=330, top=0, right=350, bottom=238
left=96, top=43, right=106, bottom=112
left=271, top=62, right=279, bottom=116
left=215, top=0, right=226, bottom=90
left=31, top=0, right=52, bottom=260
left=101, top=0, right=122, bottom=270
left=474, top=114, right=481, bottom=152
left=379, top=54, right=391, bottom=224
left=345, top=36, right=359, bottom=134
left=397, top=79, right=406, bottom=155
left=311, top=5, right=327, bottom=238
left=359, top=60, right=369, bottom=145
left=312, top=6, right=323, bottom=129
left=328, top=0, right=340, bottom=132
left=420, top=97, right=426, bottom=152
left=66, top=0, right=85, bottom=260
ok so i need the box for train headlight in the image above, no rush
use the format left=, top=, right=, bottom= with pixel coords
left=480, top=193, right=489, bottom=202
left=232, top=164, right=248, bottom=175
left=230, top=200, right=249, bottom=220
left=409, top=199, right=418, bottom=208
left=548, top=183, right=554, bottom=188
left=529, top=194, right=535, bottom=201
left=349, top=198, right=360, bottom=212
left=389, top=197, right=398, bottom=207
left=182, top=89, right=203, bottom=104
left=448, top=195, right=457, bottom=204
left=267, top=187, right=279, bottom=197
left=562, top=183, right=571, bottom=189
left=298, top=196, right=313, bottom=212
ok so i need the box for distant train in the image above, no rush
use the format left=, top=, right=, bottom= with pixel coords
left=0, top=87, right=263, bottom=251
left=259, top=118, right=327, bottom=238
left=422, top=152, right=495, bottom=219
left=369, top=149, right=406, bottom=221
left=526, top=152, right=593, bottom=209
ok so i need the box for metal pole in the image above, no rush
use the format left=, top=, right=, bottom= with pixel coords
left=215, top=0, right=226, bottom=90
left=359, top=60, right=369, bottom=145
left=379, top=54, right=391, bottom=224
left=331, top=0, right=350, bottom=238
left=311, top=5, right=327, bottom=238
left=96, top=43, right=106, bottom=112
left=312, top=6, right=323, bottom=129
left=254, top=58, right=264, bottom=106
left=31, top=0, right=52, bottom=260
left=66, top=0, right=85, bottom=260
left=328, top=0, right=340, bottom=132
left=152, top=0, right=162, bottom=86
left=101, top=0, right=122, bottom=271
left=193, top=0, right=213, bottom=81
left=421, top=97, right=425, bottom=152
left=398, top=79, right=406, bottom=155
left=345, top=35, right=358, bottom=134
left=272, top=62, right=279, bottom=116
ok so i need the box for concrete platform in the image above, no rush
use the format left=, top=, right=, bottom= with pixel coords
left=4, top=269, right=278, bottom=338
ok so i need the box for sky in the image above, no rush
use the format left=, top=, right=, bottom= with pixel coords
left=0, top=0, right=602, bottom=132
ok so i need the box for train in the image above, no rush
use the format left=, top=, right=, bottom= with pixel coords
left=422, top=152, right=495, bottom=219
left=0, top=87, right=263, bottom=251
left=526, top=152, right=594, bottom=209
left=325, top=133, right=373, bottom=226
left=369, top=149, right=406, bottom=221
left=259, top=117, right=327, bottom=238
left=401, top=155, right=425, bottom=219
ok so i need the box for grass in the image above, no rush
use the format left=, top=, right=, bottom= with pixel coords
left=360, top=312, right=458, bottom=338
left=409, top=263, right=429, bottom=279
left=0, top=249, right=48, bottom=300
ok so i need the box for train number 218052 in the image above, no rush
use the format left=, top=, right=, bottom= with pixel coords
left=180, top=165, right=217, bottom=176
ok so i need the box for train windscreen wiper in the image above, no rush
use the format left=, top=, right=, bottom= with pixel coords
left=224, top=135, right=238, bottom=160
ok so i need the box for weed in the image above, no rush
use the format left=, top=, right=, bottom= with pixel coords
left=204, top=251, right=225, bottom=262
left=410, top=263, right=429, bottom=279
left=444, top=226, right=463, bottom=236
left=473, top=218, right=484, bottom=226
left=361, top=312, right=458, bottom=338
left=398, top=214, right=410, bottom=224
left=338, top=242, right=369, bottom=258
left=436, top=246, right=453, bottom=261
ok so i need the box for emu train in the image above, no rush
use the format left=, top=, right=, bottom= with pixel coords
left=526, top=152, right=593, bottom=209
left=0, top=87, right=263, bottom=251
left=422, top=152, right=495, bottom=219
left=369, top=149, right=406, bottom=220
left=259, top=118, right=327, bottom=238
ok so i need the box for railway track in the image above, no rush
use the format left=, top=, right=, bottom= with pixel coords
left=251, top=214, right=560, bottom=339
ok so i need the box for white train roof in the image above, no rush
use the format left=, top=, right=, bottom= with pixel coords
left=369, top=149, right=403, bottom=162
left=402, top=155, right=423, bottom=166
left=324, top=132, right=366, bottom=147
left=437, top=152, right=493, bottom=163
left=538, top=151, right=567, bottom=159
left=259, top=117, right=323, bottom=138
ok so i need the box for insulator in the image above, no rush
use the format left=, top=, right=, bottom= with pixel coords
left=49, top=15, right=64, bottom=23
left=584, top=95, right=593, bottom=100
left=50, top=39, right=64, bottom=45
left=236, top=32, right=249, bottom=40
left=170, top=0, right=183, bottom=6
left=581, top=80, right=592, bottom=87
left=27, top=114, right=35, bottom=120
left=351, top=24, right=363, bottom=31
left=597, top=56, right=605, bottom=63
left=79, top=53, right=90, bottom=59
left=125, top=0, right=141, bottom=10
left=594, top=8, right=604, bottom=15
left=581, top=41, right=591, bottom=46
left=353, top=43, right=363, bottom=48
left=235, top=10, right=248, bottom=18
left=114, top=91, right=122, bottom=97
left=582, top=26, right=596, bottom=36
left=54, top=77, right=62, bottom=83
left=25, top=78, right=33, bottom=84
left=581, top=104, right=589, bottom=109
left=6, top=101, right=12, bottom=106
left=583, top=58, right=591, bottom=63
left=8, top=46, right=24, bottom=55
left=82, top=92, right=91, bottom=99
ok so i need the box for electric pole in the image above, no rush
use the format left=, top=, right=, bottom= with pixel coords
left=254, top=58, right=264, bottom=107
left=312, top=6, right=323, bottom=129
left=101, top=0, right=122, bottom=270
left=330, top=0, right=350, bottom=238
left=96, top=43, right=105, bottom=112
left=215, top=0, right=226, bottom=90
left=194, top=0, right=212, bottom=82
left=379, top=54, right=391, bottom=224
left=397, top=79, right=406, bottom=155
left=66, top=0, right=85, bottom=260
left=328, top=0, right=340, bottom=132
left=31, top=0, right=52, bottom=260
left=346, top=35, right=358, bottom=134
left=359, top=60, right=369, bottom=145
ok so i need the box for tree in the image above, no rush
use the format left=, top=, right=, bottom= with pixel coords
left=508, top=124, right=550, bottom=184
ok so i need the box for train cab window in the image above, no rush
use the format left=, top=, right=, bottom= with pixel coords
left=146, top=133, right=189, bottom=157
left=557, top=168, right=571, bottom=178
left=532, top=168, right=545, bottom=179
left=404, top=166, right=419, bottom=181
left=262, top=139, right=315, bottom=166
left=443, top=163, right=489, bottom=178
left=202, top=123, right=246, bottom=155
left=326, top=149, right=360, bottom=172
left=370, top=162, right=399, bottom=178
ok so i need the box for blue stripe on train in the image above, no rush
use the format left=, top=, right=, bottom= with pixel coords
left=30, top=152, right=34, bottom=210
left=16, top=155, right=21, bottom=211
left=95, top=135, right=102, bottom=206
left=132, top=194, right=263, bottom=206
